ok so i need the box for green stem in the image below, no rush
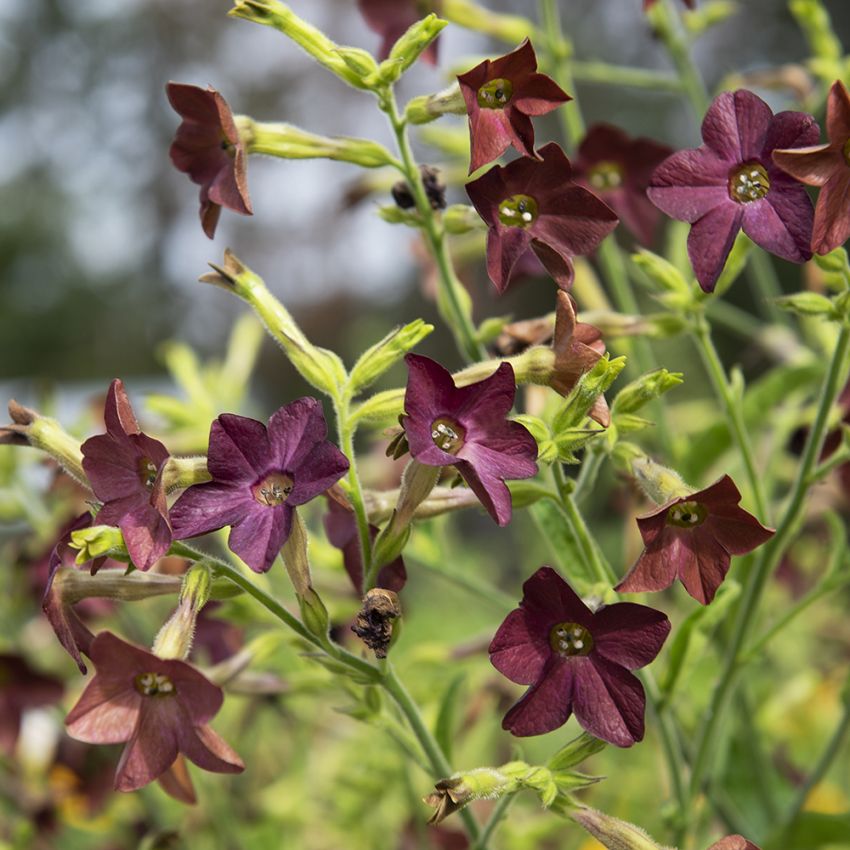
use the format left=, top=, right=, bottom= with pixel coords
left=655, top=0, right=710, bottom=119
left=382, top=89, right=483, bottom=363
left=570, top=61, right=683, bottom=92
left=688, top=323, right=850, bottom=801
left=473, top=793, right=516, bottom=850
left=382, top=663, right=483, bottom=843
left=748, top=249, right=792, bottom=326
left=692, top=315, right=770, bottom=520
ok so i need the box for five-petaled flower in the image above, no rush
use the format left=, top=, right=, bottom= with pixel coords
left=357, top=0, right=439, bottom=65
left=458, top=39, right=571, bottom=174
left=490, top=567, right=670, bottom=745
left=466, top=142, right=619, bottom=292
left=167, top=82, right=253, bottom=239
left=616, top=474, right=774, bottom=604
left=574, top=123, right=672, bottom=246
left=402, top=354, right=538, bottom=526
left=773, top=80, right=850, bottom=255
left=82, top=380, right=172, bottom=572
left=65, top=632, right=243, bottom=794
left=170, top=398, right=349, bottom=573
left=647, top=89, right=818, bottom=292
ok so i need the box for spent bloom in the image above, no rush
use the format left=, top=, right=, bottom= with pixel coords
left=616, top=475, right=774, bottom=605
left=167, top=82, right=252, bottom=239
left=490, top=567, right=670, bottom=745
left=648, top=89, right=818, bottom=291
left=357, top=0, right=439, bottom=65
left=458, top=39, right=571, bottom=174
left=574, top=123, right=672, bottom=246
left=466, top=142, right=618, bottom=292
left=81, top=379, right=172, bottom=572
left=170, top=399, right=349, bottom=573
left=65, top=632, right=243, bottom=793
left=402, top=354, right=538, bottom=526
left=773, top=80, right=850, bottom=254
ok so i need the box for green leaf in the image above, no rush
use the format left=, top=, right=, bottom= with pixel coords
left=434, top=673, right=465, bottom=763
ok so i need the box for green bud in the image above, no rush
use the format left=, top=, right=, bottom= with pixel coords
left=1, top=401, right=86, bottom=487
left=152, top=562, right=211, bottom=660
left=443, top=204, right=486, bottom=235
left=298, top=587, right=331, bottom=640
left=813, top=246, right=850, bottom=275
left=774, top=291, right=838, bottom=319
left=612, top=369, right=684, bottom=416
left=547, top=732, right=606, bottom=771
left=554, top=426, right=604, bottom=464
left=70, top=525, right=130, bottom=564
left=378, top=205, right=422, bottom=227
left=334, top=46, right=380, bottom=81
left=378, top=14, right=447, bottom=84
left=570, top=807, right=671, bottom=850
left=200, top=250, right=347, bottom=397
left=552, top=355, right=626, bottom=433
left=405, top=82, right=467, bottom=125
left=631, top=250, right=690, bottom=295
left=229, top=0, right=370, bottom=89
left=506, top=480, right=551, bottom=509
left=350, top=389, right=405, bottom=426
left=631, top=456, right=692, bottom=505
left=349, top=320, right=434, bottom=393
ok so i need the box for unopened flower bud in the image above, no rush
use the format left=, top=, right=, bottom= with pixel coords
left=350, top=319, right=434, bottom=394
left=547, top=732, right=607, bottom=770
left=631, top=456, right=692, bottom=504
left=379, top=14, right=447, bottom=84
left=570, top=807, right=671, bottom=850
left=151, top=562, right=213, bottom=661
left=612, top=369, right=683, bottom=416
left=404, top=83, right=467, bottom=125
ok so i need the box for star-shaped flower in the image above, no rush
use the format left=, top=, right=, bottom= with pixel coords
left=773, top=80, right=850, bottom=254
left=81, top=380, right=172, bottom=572
left=65, top=632, right=243, bottom=793
left=466, top=142, right=619, bottom=292
left=402, top=354, right=538, bottom=526
left=167, top=82, right=253, bottom=239
left=616, top=474, right=774, bottom=604
left=357, top=0, right=439, bottom=65
left=170, top=398, right=349, bottom=573
left=647, top=89, right=818, bottom=292
left=458, top=39, right=571, bottom=174
left=490, top=567, right=670, bottom=745
left=574, top=123, right=672, bottom=246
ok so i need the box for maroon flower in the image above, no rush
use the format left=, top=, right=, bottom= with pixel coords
left=574, top=124, right=672, bottom=246
left=773, top=80, right=850, bottom=254
left=170, top=398, right=349, bottom=573
left=490, top=567, right=670, bottom=745
left=65, top=632, right=243, bottom=793
left=357, top=0, right=438, bottom=65
left=647, top=89, right=818, bottom=292
left=616, top=475, right=774, bottom=604
left=402, top=354, right=538, bottom=526
left=82, top=380, right=172, bottom=572
left=0, top=655, right=64, bottom=756
left=323, top=496, right=407, bottom=595
left=167, top=82, right=252, bottom=239
left=466, top=142, right=618, bottom=292
left=458, top=40, right=571, bottom=174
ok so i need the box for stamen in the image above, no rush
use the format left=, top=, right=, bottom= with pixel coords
left=728, top=162, right=770, bottom=203
left=134, top=671, right=176, bottom=697
left=549, top=621, right=594, bottom=657
left=587, top=160, right=625, bottom=191
left=477, top=77, right=514, bottom=109
left=252, top=472, right=294, bottom=507
left=498, top=194, right=539, bottom=228
left=430, top=418, right=465, bottom=454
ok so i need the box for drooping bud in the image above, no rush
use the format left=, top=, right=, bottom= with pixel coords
left=152, top=561, right=213, bottom=661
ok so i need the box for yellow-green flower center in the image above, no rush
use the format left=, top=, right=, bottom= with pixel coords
left=729, top=162, right=770, bottom=203
left=138, top=457, right=158, bottom=490
left=666, top=500, right=707, bottom=528
left=587, top=160, right=624, bottom=191
left=498, top=194, right=538, bottom=228
left=477, top=78, right=513, bottom=109
left=134, top=672, right=175, bottom=697
left=430, top=418, right=465, bottom=454
left=252, top=472, right=294, bottom=507
left=549, top=622, right=594, bottom=657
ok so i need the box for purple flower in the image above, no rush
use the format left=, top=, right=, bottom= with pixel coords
left=357, top=0, right=439, bottom=65
left=773, top=80, right=850, bottom=255
left=170, top=398, right=349, bottom=573
left=573, top=123, right=672, bottom=246
left=458, top=40, right=570, bottom=174
left=167, top=82, right=253, bottom=239
left=466, top=142, right=619, bottom=292
left=490, top=567, right=670, bottom=745
left=0, top=655, right=64, bottom=756
left=402, top=354, right=538, bottom=526
left=82, top=380, right=172, bottom=572
left=616, top=475, right=774, bottom=604
left=324, top=496, right=407, bottom=595
left=65, top=632, right=243, bottom=793
left=647, top=89, right=818, bottom=292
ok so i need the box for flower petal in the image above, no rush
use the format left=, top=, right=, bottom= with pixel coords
left=813, top=171, right=850, bottom=254
left=772, top=144, right=840, bottom=187
left=489, top=609, right=550, bottom=685
left=677, top=527, right=732, bottom=605
left=647, top=148, right=730, bottom=223
left=486, top=226, right=533, bottom=293
left=208, top=414, right=271, bottom=483
left=227, top=504, right=292, bottom=573
left=617, top=527, right=689, bottom=595
left=455, top=463, right=513, bottom=525
left=592, top=603, right=670, bottom=669
left=701, top=90, right=772, bottom=162
left=687, top=202, right=744, bottom=292
left=288, top=441, right=350, bottom=505
left=742, top=185, right=813, bottom=264
left=170, top=482, right=253, bottom=541
left=502, top=656, right=575, bottom=736
left=114, top=700, right=180, bottom=791
left=179, top=718, right=244, bottom=774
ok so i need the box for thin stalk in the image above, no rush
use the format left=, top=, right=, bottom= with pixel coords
left=656, top=0, right=710, bottom=119
left=570, top=61, right=683, bottom=92
left=473, top=793, right=516, bottom=850
left=688, top=324, right=850, bottom=802
left=382, top=663, right=484, bottom=843
left=382, top=90, right=483, bottom=363
left=747, top=250, right=791, bottom=327
left=692, top=315, right=770, bottom=520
